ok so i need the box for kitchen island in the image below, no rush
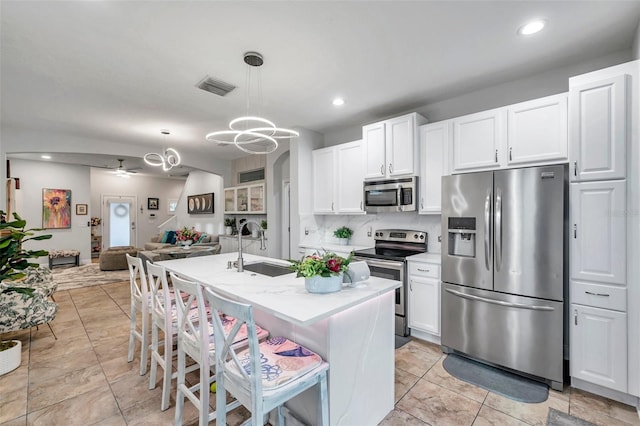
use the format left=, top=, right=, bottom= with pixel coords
left=158, top=252, right=399, bottom=426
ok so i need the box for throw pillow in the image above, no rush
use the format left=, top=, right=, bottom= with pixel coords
left=167, top=230, right=177, bottom=245
left=160, top=230, right=171, bottom=243
left=197, top=233, right=209, bottom=244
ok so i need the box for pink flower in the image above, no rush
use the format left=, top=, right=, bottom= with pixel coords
left=326, top=258, right=341, bottom=273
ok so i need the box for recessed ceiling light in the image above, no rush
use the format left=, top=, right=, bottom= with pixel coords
left=41, top=155, right=51, bottom=160
left=518, top=20, right=546, bottom=36
left=332, top=98, right=345, bottom=107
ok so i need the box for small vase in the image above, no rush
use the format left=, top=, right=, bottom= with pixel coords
left=225, top=226, right=233, bottom=235
left=0, top=340, right=21, bottom=376
left=181, top=239, right=193, bottom=248
left=337, top=238, right=349, bottom=245
left=305, top=273, right=343, bottom=294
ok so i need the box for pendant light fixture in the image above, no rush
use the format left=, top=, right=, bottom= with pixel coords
left=206, top=52, right=299, bottom=154
left=144, top=129, right=182, bottom=171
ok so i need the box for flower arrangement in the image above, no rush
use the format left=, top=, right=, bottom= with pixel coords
left=289, top=251, right=354, bottom=278
left=175, top=226, right=201, bottom=242
left=333, top=226, right=353, bottom=240
left=90, top=217, right=101, bottom=227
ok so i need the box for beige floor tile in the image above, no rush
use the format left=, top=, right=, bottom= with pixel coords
left=28, top=349, right=99, bottom=384
left=473, top=405, right=528, bottom=426
left=89, top=415, right=127, bottom=426
left=85, top=322, right=131, bottom=344
left=26, top=388, right=120, bottom=426
left=27, top=364, right=109, bottom=412
left=27, top=334, right=93, bottom=363
left=0, top=416, right=26, bottom=426
left=109, top=369, right=163, bottom=410
left=394, top=367, right=420, bottom=404
left=483, top=390, right=569, bottom=426
left=571, top=388, right=640, bottom=425
left=397, top=379, right=481, bottom=426
left=0, top=367, right=28, bottom=423
left=45, top=318, right=87, bottom=339
left=394, top=341, right=442, bottom=377
left=424, top=357, right=489, bottom=403
left=569, top=402, right=638, bottom=426
left=121, top=391, right=200, bottom=426
left=378, top=409, right=428, bottom=425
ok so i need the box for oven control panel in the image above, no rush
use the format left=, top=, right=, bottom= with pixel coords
left=375, top=229, right=427, bottom=243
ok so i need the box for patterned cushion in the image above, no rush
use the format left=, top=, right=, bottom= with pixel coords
left=0, top=278, right=58, bottom=334
left=229, top=336, right=323, bottom=390
left=48, top=249, right=80, bottom=258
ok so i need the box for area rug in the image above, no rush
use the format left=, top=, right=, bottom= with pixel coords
left=547, top=408, right=596, bottom=426
left=442, top=353, right=549, bottom=403
left=53, top=264, right=130, bottom=291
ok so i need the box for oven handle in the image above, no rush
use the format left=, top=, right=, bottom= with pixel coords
left=354, top=257, right=404, bottom=271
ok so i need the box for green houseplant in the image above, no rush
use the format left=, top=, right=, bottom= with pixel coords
left=333, top=226, right=353, bottom=245
left=224, top=218, right=235, bottom=235
left=0, top=211, right=52, bottom=375
left=289, top=251, right=353, bottom=294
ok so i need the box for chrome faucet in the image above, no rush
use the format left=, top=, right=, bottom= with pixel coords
left=236, top=220, right=266, bottom=272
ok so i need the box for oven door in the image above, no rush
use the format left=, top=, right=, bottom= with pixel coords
left=354, top=256, right=407, bottom=335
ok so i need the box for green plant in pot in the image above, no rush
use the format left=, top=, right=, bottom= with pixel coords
left=333, top=226, right=353, bottom=245
left=224, top=218, right=236, bottom=235
left=0, top=211, right=52, bottom=375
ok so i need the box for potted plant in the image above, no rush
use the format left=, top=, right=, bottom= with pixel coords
left=333, top=226, right=353, bottom=245
left=289, top=251, right=353, bottom=294
left=0, top=211, right=52, bottom=375
left=224, top=218, right=235, bottom=235
left=260, top=220, right=267, bottom=230
left=175, top=226, right=201, bottom=248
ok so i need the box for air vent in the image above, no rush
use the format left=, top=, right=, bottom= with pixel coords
left=196, top=76, right=236, bottom=97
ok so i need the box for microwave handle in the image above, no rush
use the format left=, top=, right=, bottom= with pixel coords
left=397, top=186, right=403, bottom=206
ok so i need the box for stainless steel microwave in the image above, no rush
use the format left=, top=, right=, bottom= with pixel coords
left=363, top=177, right=417, bottom=213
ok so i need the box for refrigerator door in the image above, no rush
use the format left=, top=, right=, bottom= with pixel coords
left=493, top=165, right=566, bottom=301
left=441, top=283, right=564, bottom=388
left=441, top=172, right=493, bottom=290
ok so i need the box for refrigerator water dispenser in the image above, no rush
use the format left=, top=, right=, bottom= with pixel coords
left=448, top=217, right=476, bottom=258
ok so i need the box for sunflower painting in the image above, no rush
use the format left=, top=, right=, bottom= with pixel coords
left=42, top=188, right=71, bottom=229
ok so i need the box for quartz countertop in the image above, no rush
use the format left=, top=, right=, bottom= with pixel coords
left=157, top=253, right=400, bottom=326
left=406, top=252, right=442, bottom=263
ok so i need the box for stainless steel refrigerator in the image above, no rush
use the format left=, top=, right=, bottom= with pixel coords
left=441, top=164, right=568, bottom=391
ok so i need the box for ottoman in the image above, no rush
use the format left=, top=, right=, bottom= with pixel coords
left=48, top=249, right=80, bottom=269
left=99, top=246, right=138, bottom=271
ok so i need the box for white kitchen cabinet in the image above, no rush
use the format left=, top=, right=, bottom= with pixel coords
left=452, top=108, right=506, bottom=173
left=220, top=236, right=265, bottom=255
left=312, top=140, right=365, bottom=215
left=363, top=112, right=427, bottom=180
left=224, top=183, right=266, bottom=214
left=408, top=258, right=441, bottom=342
left=570, top=180, right=626, bottom=285
left=507, top=94, right=568, bottom=165
left=569, top=74, right=629, bottom=182
left=418, top=121, right=450, bottom=214
left=571, top=304, right=627, bottom=393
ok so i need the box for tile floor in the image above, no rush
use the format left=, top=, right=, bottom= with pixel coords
left=1, top=280, right=639, bottom=426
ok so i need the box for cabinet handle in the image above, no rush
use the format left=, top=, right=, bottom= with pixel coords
left=585, top=291, right=610, bottom=297
left=331, top=202, right=334, bottom=211
left=574, top=309, right=578, bottom=326
left=495, top=149, right=498, bottom=163
left=417, top=268, right=430, bottom=273
left=573, top=224, right=577, bottom=239
left=573, top=161, right=577, bottom=177
left=509, top=147, right=512, bottom=161
left=420, top=198, right=424, bottom=210
left=410, top=279, right=413, bottom=291
left=389, top=163, right=393, bottom=174
left=380, top=164, right=384, bottom=175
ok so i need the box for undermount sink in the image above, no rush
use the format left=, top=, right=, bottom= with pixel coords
left=243, top=262, right=293, bottom=277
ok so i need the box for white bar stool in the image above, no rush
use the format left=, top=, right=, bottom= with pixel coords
left=125, top=253, right=151, bottom=376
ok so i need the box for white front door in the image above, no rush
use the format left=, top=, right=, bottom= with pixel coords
left=102, top=195, right=137, bottom=248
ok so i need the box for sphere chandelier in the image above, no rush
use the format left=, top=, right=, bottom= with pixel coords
left=205, top=52, right=299, bottom=155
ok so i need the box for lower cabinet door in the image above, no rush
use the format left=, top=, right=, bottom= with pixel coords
left=408, top=275, right=440, bottom=335
left=571, top=304, right=627, bottom=392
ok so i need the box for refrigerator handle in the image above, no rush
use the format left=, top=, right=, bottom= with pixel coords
left=484, top=191, right=492, bottom=271
left=445, top=288, right=555, bottom=311
left=495, top=188, right=502, bottom=272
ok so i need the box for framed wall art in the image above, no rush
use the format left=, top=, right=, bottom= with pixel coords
left=42, top=188, right=72, bottom=229
left=187, top=193, right=214, bottom=214
left=76, top=204, right=88, bottom=215
left=147, top=197, right=159, bottom=210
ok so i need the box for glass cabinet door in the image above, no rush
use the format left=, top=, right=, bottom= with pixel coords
left=250, top=184, right=265, bottom=212
left=224, top=189, right=235, bottom=213
left=236, top=187, right=249, bottom=212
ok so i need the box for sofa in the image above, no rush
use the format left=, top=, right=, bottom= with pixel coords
left=0, top=266, right=58, bottom=334
left=99, top=246, right=139, bottom=271
left=144, top=231, right=220, bottom=251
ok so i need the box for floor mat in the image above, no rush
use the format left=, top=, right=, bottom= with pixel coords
left=53, top=263, right=130, bottom=290
left=395, top=335, right=410, bottom=349
left=547, top=408, right=596, bottom=426
left=442, top=353, right=548, bottom=403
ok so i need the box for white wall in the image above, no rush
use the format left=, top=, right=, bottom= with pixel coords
left=90, top=168, right=185, bottom=247
left=265, top=139, right=291, bottom=259
left=176, top=171, right=224, bottom=237
left=634, top=19, right=640, bottom=59
left=9, top=159, right=92, bottom=264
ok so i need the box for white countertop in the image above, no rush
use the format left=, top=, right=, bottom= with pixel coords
left=157, top=253, right=400, bottom=326
left=406, top=252, right=442, bottom=263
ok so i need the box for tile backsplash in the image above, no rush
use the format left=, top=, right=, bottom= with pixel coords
left=299, top=212, right=442, bottom=253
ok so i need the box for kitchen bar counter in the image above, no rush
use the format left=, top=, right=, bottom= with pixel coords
left=158, top=252, right=399, bottom=425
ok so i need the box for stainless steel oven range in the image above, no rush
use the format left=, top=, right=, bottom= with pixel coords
left=353, top=229, right=428, bottom=336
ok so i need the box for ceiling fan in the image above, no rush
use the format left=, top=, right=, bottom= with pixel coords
left=112, top=159, right=139, bottom=178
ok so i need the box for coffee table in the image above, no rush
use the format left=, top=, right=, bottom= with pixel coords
left=153, top=245, right=216, bottom=260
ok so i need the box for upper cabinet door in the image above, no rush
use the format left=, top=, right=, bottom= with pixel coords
left=452, top=109, right=506, bottom=173
left=419, top=121, right=450, bottom=214
left=508, top=94, right=568, bottom=165
left=386, top=114, right=416, bottom=177
left=570, top=180, right=626, bottom=285
left=337, top=140, right=366, bottom=214
left=363, top=122, right=386, bottom=179
left=569, top=74, right=628, bottom=182
left=312, top=147, right=336, bottom=214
